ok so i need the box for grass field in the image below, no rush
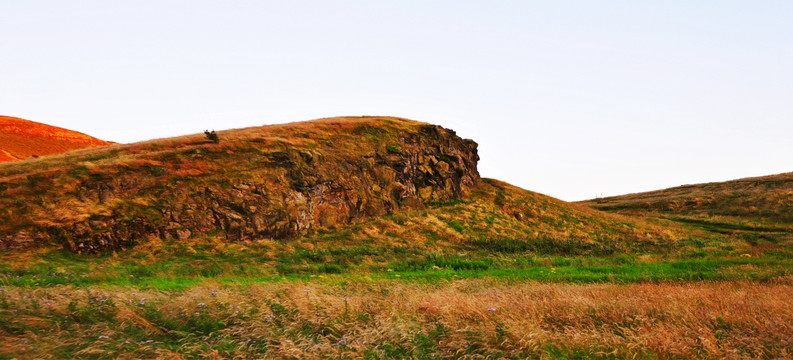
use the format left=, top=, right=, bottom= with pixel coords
left=2, top=228, right=793, bottom=359
left=2, top=277, right=792, bottom=359
left=3, top=199, right=793, bottom=359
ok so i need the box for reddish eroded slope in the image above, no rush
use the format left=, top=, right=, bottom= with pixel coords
left=0, top=115, right=112, bottom=162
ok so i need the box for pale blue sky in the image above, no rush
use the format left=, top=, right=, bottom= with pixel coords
left=2, top=1, right=792, bottom=200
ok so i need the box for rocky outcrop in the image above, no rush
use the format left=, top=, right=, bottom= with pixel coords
left=0, top=117, right=479, bottom=252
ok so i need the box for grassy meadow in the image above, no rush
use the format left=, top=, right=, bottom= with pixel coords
left=2, top=215, right=793, bottom=359
left=2, top=275, right=792, bottom=359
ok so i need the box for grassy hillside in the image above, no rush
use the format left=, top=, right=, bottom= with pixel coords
left=580, top=173, right=793, bottom=253
left=1, top=116, right=681, bottom=255
left=2, top=117, right=792, bottom=358
left=0, top=115, right=111, bottom=163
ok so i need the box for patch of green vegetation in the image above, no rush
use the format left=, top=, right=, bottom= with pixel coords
left=386, top=143, right=402, bottom=154
left=353, top=125, right=391, bottom=142
left=438, top=154, right=457, bottom=163
left=469, top=237, right=620, bottom=256
left=427, top=199, right=466, bottom=207
left=666, top=216, right=790, bottom=233
left=2, top=238, right=793, bottom=290
left=389, top=254, right=491, bottom=272
left=66, top=165, right=91, bottom=178
left=138, top=163, right=168, bottom=176
left=447, top=220, right=466, bottom=233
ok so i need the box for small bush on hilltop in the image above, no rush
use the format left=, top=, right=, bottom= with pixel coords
left=204, top=130, right=219, bottom=144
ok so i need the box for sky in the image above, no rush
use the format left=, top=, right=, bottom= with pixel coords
left=2, top=1, right=792, bottom=201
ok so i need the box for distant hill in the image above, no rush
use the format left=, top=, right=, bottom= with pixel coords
left=580, top=173, right=793, bottom=241
left=0, top=116, right=682, bottom=253
left=0, top=115, right=112, bottom=163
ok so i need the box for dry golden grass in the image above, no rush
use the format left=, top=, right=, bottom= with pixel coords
left=0, top=115, right=112, bottom=163
left=581, top=172, right=793, bottom=227
left=2, top=280, right=792, bottom=359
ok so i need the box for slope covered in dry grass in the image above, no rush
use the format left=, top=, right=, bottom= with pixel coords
left=580, top=172, right=793, bottom=255
left=0, top=115, right=112, bottom=163
left=0, top=116, right=681, bottom=254
left=581, top=172, right=793, bottom=224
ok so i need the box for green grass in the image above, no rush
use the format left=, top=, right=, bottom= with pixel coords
left=1, top=235, right=792, bottom=359
left=665, top=216, right=790, bottom=233
left=2, top=240, right=791, bottom=290
left=386, top=143, right=402, bottom=154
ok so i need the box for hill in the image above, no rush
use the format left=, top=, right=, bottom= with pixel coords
left=2, top=117, right=792, bottom=359
left=0, top=116, right=681, bottom=254
left=580, top=173, right=793, bottom=245
left=0, top=115, right=112, bottom=163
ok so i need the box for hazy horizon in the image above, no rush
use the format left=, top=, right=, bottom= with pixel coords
left=2, top=1, right=791, bottom=201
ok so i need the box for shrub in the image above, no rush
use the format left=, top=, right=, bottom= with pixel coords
left=204, top=130, right=220, bottom=144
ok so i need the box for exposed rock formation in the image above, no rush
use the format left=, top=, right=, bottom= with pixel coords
left=0, top=117, right=479, bottom=252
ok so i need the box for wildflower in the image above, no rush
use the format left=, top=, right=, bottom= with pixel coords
left=194, top=312, right=200, bottom=316
left=387, top=268, right=393, bottom=272
left=209, top=290, right=218, bottom=297
left=487, top=307, right=497, bottom=312
left=138, top=298, right=146, bottom=306
left=98, top=335, right=109, bottom=340
left=395, top=274, right=401, bottom=277
left=197, top=302, right=207, bottom=308
left=741, top=253, right=752, bottom=258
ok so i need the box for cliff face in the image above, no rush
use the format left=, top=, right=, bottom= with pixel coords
left=0, top=117, right=479, bottom=252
